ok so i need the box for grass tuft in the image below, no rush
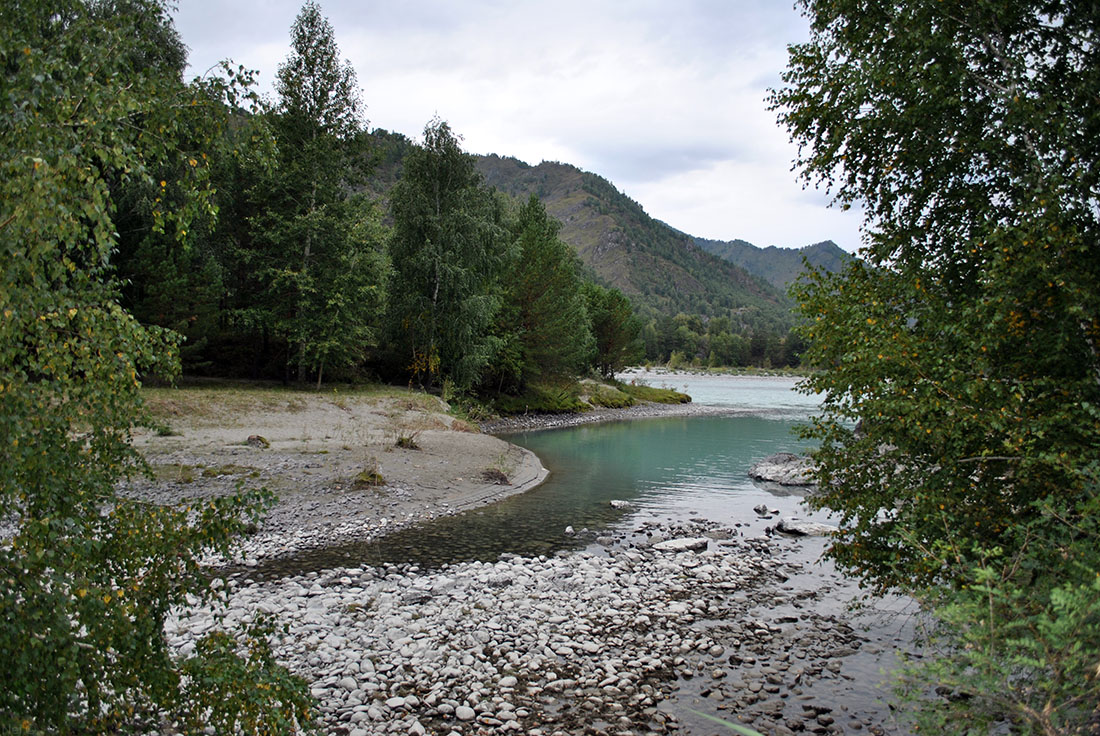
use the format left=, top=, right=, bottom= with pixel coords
left=617, top=380, right=691, bottom=404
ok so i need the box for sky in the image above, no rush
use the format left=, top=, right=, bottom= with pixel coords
left=171, top=0, right=865, bottom=252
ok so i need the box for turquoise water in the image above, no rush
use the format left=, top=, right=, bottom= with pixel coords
left=619, top=370, right=819, bottom=416
left=282, top=374, right=827, bottom=571
left=507, top=413, right=814, bottom=522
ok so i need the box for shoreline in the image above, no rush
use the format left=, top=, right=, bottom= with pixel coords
left=127, top=388, right=555, bottom=569
left=480, top=400, right=742, bottom=435
left=169, top=518, right=910, bottom=736
left=131, top=384, right=911, bottom=735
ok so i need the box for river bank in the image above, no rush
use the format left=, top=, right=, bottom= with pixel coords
left=168, top=518, right=908, bottom=736
left=127, top=386, right=721, bottom=567
left=480, top=400, right=739, bottom=434
left=126, top=386, right=551, bottom=566
left=131, top=384, right=912, bottom=735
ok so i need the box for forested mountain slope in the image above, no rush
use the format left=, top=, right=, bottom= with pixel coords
left=368, top=130, right=793, bottom=333
left=474, top=154, right=793, bottom=331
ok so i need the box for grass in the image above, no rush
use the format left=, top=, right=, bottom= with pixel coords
left=579, top=379, right=635, bottom=409
left=492, top=382, right=589, bottom=415
left=482, top=451, right=517, bottom=484
left=394, top=431, right=421, bottom=450
left=353, top=459, right=385, bottom=488
left=200, top=464, right=260, bottom=479
left=153, top=464, right=198, bottom=483
left=491, top=375, right=696, bottom=415
left=617, top=380, right=691, bottom=404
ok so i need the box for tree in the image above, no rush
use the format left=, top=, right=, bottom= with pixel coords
left=251, top=0, right=386, bottom=385
left=583, top=284, right=643, bottom=378
left=0, top=1, right=312, bottom=730
left=489, top=195, right=593, bottom=392
left=111, top=61, right=274, bottom=375
left=387, top=119, right=509, bottom=392
left=772, top=1, right=1100, bottom=731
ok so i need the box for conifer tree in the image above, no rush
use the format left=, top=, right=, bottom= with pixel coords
left=583, top=283, right=643, bottom=378
left=490, top=195, right=593, bottom=391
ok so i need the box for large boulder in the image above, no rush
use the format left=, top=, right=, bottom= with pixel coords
left=748, top=452, right=816, bottom=486
left=774, top=518, right=838, bottom=537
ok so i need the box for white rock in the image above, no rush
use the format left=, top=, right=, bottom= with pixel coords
left=652, top=537, right=709, bottom=552
left=775, top=518, right=838, bottom=536
left=455, top=705, right=476, bottom=721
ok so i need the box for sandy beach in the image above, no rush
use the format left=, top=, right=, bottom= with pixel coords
left=126, top=385, right=559, bottom=562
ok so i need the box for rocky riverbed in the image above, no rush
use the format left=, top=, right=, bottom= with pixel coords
left=167, top=519, right=911, bottom=736
left=126, top=385, right=914, bottom=735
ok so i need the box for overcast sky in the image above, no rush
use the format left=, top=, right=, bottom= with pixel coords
left=172, top=0, right=864, bottom=252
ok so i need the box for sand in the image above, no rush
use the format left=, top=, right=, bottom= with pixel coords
left=126, top=386, right=548, bottom=553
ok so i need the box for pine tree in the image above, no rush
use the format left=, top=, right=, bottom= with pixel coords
left=490, top=195, right=593, bottom=391
left=583, top=283, right=643, bottom=378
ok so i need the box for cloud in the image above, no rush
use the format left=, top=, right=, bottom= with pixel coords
left=630, top=159, right=864, bottom=251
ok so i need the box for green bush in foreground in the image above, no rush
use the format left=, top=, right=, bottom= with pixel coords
left=1, top=1, right=313, bottom=731
left=895, top=490, right=1100, bottom=734
left=772, top=0, right=1100, bottom=731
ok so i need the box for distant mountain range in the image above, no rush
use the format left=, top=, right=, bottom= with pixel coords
left=369, top=130, right=852, bottom=329
left=692, top=237, right=853, bottom=290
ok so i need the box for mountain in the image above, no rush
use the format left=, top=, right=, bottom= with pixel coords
left=367, top=130, right=839, bottom=331
left=693, top=237, right=854, bottom=291
left=473, top=154, right=792, bottom=331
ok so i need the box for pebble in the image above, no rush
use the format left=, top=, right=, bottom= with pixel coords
left=164, top=519, right=881, bottom=735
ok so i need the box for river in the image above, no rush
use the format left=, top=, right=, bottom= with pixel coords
left=259, top=371, right=919, bottom=733
left=294, top=373, right=832, bottom=568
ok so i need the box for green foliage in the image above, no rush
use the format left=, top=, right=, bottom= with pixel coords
left=895, top=479, right=1100, bottom=734
left=666, top=350, right=687, bottom=371
left=249, top=0, right=387, bottom=385
left=694, top=238, right=852, bottom=291
left=489, top=195, right=594, bottom=391
left=583, top=283, right=644, bottom=378
left=387, top=118, right=510, bottom=391
left=581, top=381, right=635, bottom=409
left=774, top=0, right=1100, bottom=730
left=474, top=156, right=795, bottom=327
left=177, top=616, right=315, bottom=735
left=617, top=381, right=691, bottom=405
left=492, top=381, right=588, bottom=415
left=777, top=0, right=1100, bottom=594
left=0, top=1, right=312, bottom=730
left=354, top=462, right=385, bottom=488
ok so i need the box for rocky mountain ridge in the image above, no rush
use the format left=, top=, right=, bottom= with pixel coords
left=368, top=130, right=850, bottom=329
